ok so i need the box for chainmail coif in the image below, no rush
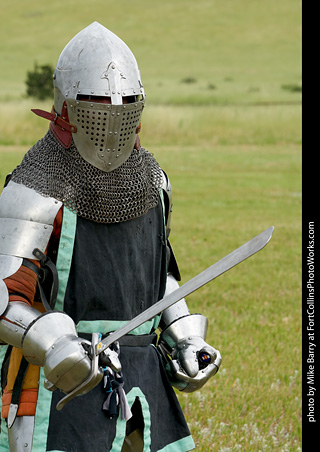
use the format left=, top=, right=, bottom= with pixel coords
left=11, top=129, right=163, bottom=223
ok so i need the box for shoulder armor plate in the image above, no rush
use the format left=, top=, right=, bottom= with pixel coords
left=0, top=181, right=62, bottom=224
left=0, top=181, right=62, bottom=260
left=0, top=182, right=62, bottom=314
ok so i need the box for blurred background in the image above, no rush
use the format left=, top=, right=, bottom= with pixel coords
left=0, top=1, right=302, bottom=450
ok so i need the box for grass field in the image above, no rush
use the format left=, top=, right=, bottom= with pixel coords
left=0, top=1, right=302, bottom=451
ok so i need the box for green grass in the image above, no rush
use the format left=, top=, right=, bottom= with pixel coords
left=0, top=1, right=301, bottom=450
left=0, top=107, right=302, bottom=451
left=0, top=0, right=301, bottom=106
left=156, top=141, right=301, bottom=452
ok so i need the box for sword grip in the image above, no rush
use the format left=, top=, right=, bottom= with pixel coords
left=198, top=349, right=212, bottom=364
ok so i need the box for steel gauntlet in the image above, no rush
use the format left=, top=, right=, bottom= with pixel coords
left=0, top=302, right=103, bottom=395
left=22, top=310, right=101, bottom=394
left=159, top=313, right=221, bottom=392
left=158, top=275, right=221, bottom=392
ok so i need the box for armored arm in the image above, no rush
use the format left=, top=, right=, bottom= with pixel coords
left=0, top=182, right=106, bottom=395
left=0, top=302, right=97, bottom=394
left=159, top=173, right=221, bottom=392
left=0, top=181, right=63, bottom=318
left=158, top=274, right=221, bottom=392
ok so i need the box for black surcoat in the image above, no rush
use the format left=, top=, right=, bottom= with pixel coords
left=42, top=202, right=194, bottom=452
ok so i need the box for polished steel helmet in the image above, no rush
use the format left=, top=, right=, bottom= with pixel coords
left=53, top=22, right=145, bottom=172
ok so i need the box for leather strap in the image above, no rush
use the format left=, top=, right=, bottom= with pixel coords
left=7, top=357, right=29, bottom=428
left=31, top=106, right=77, bottom=133
left=31, top=103, right=77, bottom=149
left=32, top=248, right=59, bottom=311
left=118, top=333, right=157, bottom=347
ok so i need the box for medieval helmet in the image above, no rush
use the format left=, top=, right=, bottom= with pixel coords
left=53, top=22, right=145, bottom=172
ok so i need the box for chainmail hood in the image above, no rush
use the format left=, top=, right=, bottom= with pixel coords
left=11, top=130, right=163, bottom=223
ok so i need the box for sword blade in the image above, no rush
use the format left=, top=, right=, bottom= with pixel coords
left=97, top=226, right=274, bottom=355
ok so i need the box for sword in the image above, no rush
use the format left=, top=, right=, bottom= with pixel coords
left=97, top=225, right=274, bottom=354
left=56, top=226, right=274, bottom=410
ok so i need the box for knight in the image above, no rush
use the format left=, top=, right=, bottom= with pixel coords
left=0, top=22, right=221, bottom=452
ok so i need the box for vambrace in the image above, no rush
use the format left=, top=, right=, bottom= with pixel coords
left=158, top=274, right=222, bottom=392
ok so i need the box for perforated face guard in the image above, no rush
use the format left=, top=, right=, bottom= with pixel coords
left=67, top=99, right=145, bottom=172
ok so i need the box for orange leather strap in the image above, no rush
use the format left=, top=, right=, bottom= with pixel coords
left=31, top=103, right=77, bottom=149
